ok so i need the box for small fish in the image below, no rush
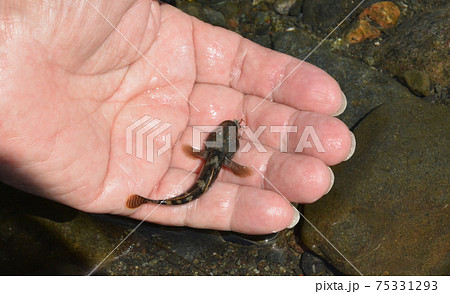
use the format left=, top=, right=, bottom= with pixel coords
left=126, top=120, right=252, bottom=208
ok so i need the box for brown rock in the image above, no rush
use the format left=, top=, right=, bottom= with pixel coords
left=345, top=19, right=380, bottom=44
left=345, top=1, right=400, bottom=43
left=360, top=1, right=400, bottom=29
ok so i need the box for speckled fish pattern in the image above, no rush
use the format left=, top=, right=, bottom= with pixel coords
left=126, top=120, right=245, bottom=208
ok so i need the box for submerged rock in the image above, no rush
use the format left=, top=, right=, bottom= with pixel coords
left=360, top=1, right=400, bottom=29
left=301, top=0, right=356, bottom=36
left=370, top=2, right=449, bottom=102
left=344, top=1, right=400, bottom=44
left=401, top=70, right=431, bottom=97
left=299, top=98, right=450, bottom=275
left=274, top=0, right=298, bottom=15
left=344, top=18, right=381, bottom=44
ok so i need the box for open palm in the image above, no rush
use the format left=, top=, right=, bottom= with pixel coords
left=0, top=1, right=353, bottom=234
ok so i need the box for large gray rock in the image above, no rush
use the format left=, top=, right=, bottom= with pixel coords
left=299, top=97, right=450, bottom=275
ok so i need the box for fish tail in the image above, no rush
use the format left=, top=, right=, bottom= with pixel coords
left=126, top=194, right=153, bottom=208
left=127, top=189, right=202, bottom=208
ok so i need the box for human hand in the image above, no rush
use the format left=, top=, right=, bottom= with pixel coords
left=0, top=0, right=354, bottom=234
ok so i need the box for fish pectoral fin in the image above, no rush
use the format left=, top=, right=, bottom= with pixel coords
left=182, top=144, right=208, bottom=159
left=224, top=158, right=252, bottom=177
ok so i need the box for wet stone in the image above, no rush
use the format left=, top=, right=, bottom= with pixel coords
left=301, top=0, right=359, bottom=36
left=344, top=1, right=401, bottom=44
left=300, top=251, right=337, bottom=276
left=344, top=18, right=380, bottom=44
left=369, top=2, right=449, bottom=103
left=360, top=1, right=400, bottom=29
left=202, top=7, right=226, bottom=28
left=299, top=97, right=450, bottom=275
left=274, top=0, right=298, bottom=15
left=401, top=70, right=431, bottom=97
left=266, top=249, right=287, bottom=264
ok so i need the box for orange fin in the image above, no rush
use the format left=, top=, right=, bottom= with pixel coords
left=182, top=144, right=208, bottom=159
left=225, top=158, right=252, bottom=177
left=126, top=194, right=150, bottom=209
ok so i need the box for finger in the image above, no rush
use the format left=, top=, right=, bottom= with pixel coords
left=191, top=18, right=344, bottom=115
left=263, top=152, right=333, bottom=204
left=228, top=148, right=333, bottom=204
left=243, top=95, right=353, bottom=166
left=124, top=168, right=296, bottom=234
left=186, top=84, right=353, bottom=166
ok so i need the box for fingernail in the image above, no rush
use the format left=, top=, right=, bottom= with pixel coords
left=287, top=206, right=300, bottom=229
left=345, top=132, right=356, bottom=161
left=325, top=166, right=335, bottom=194
left=333, top=91, right=347, bottom=116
